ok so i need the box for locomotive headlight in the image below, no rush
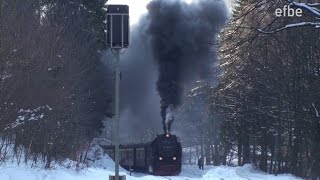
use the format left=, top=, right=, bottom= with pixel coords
left=166, top=134, right=170, bottom=138
left=159, top=157, right=163, bottom=160
left=173, top=157, right=177, bottom=160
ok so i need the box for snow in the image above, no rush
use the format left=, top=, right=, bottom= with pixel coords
left=312, top=103, right=319, bottom=117
left=257, top=22, right=320, bottom=34
left=0, top=142, right=300, bottom=180
left=284, top=22, right=319, bottom=28
left=0, top=162, right=124, bottom=180
left=4, top=105, right=52, bottom=130
left=290, top=2, right=320, bottom=17
left=0, top=157, right=301, bottom=180
left=200, top=165, right=300, bottom=180
left=1, top=72, right=12, bottom=81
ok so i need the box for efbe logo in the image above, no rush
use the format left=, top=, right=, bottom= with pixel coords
left=275, top=5, right=303, bottom=17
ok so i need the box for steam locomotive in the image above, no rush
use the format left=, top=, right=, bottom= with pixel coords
left=102, top=134, right=182, bottom=176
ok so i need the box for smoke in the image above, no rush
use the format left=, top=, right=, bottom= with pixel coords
left=118, top=16, right=162, bottom=143
left=146, top=0, right=228, bottom=133
left=165, top=104, right=174, bottom=132
left=104, top=0, right=228, bottom=141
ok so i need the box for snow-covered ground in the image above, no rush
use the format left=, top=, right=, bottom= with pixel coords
left=0, top=156, right=301, bottom=180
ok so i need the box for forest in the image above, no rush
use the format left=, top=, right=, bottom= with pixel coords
left=0, top=0, right=319, bottom=179
left=180, top=0, right=320, bottom=179
left=0, top=0, right=113, bottom=168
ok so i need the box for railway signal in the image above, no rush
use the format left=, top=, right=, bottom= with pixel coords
left=106, top=4, right=129, bottom=180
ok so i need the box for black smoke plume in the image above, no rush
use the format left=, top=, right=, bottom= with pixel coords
left=146, top=0, right=228, bottom=133
left=118, top=16, right=162, bottom=143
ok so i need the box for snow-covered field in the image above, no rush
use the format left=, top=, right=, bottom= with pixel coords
left=0, top=156, right=301, bottom=180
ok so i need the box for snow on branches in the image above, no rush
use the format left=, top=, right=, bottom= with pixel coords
left=0, top=72, right=12, bottom=82
left=257, top=22, right=320, bottom=34
left=288, top=0, right=320, bottom=17
left=255, top=0, right=320, bottom=34
left=4, top=105, right=53, bottom=130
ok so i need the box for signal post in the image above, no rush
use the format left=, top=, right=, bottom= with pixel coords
left=106, top=5, right=129, bottom=180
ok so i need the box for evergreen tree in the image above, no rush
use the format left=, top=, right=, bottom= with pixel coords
left=213, top=0, right=320, bottom=178
left=0, top=0, right=113, bottom=167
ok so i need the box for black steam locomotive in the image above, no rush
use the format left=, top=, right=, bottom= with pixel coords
left=102, top=134, right=182, bottom=176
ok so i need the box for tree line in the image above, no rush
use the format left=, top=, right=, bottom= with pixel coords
left=178, top=0, right=319, bottom=179
left=0, top=0, right=113, bottom=168
left=210, top=0, right=319, bottom=179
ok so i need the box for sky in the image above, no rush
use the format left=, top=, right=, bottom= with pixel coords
left=107, top=0, right=193, bottom=25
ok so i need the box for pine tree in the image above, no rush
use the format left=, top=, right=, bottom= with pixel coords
left=0, top=0, right=113, bottom=167
left=215, top=0, right=320, bottom=178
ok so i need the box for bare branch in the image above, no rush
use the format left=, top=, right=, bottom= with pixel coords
left=288, top=0, right=320, bottom=18
left=255, top=22, right=320, bottom=34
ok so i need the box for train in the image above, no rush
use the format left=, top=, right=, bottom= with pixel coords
left=101, top=133, right=182, bottom=176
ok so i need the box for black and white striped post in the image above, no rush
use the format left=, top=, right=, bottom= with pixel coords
left=106, top=5, right=129, bottom=180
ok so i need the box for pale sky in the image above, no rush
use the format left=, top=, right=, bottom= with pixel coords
left=107, top=0, right=193, bottom=25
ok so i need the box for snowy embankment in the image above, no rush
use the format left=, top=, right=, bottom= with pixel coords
left=0, top=156, right=301, bottom=180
